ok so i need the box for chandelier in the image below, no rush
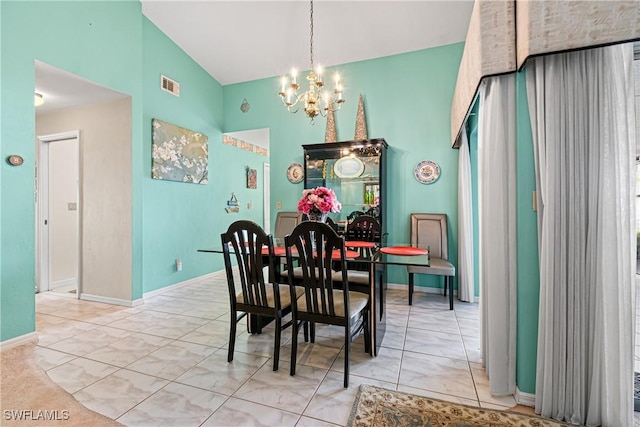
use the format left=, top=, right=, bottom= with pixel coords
left=277, top=0, right=345, bottom=123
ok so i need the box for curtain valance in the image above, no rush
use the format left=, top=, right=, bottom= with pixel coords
left=451, top=0, right=640, bottom=148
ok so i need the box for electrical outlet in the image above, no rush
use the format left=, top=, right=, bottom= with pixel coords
left=276, top=201, right=282, bottom=209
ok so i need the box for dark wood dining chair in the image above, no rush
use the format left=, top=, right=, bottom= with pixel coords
left=407, top=213, right=456, bottom=308
left=284, top=221, right=370, bottom=388
left=221, top=220, right=301, bottom=371
left=273, top=211, right=303, bottom=239
left=338, top=215, right=383, bottom=293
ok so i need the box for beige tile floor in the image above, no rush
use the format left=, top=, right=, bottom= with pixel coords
left=35, top=271, right=518, bottom=427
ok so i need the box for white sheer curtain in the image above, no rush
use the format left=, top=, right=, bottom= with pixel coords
left=526, top=43, right=636, bottom=426
left=478, top=74, right=517, bottom=395
left=458, top=127, right=475, bottom=302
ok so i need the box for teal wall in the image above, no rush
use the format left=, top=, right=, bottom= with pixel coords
left=1, top=0, right=145, bottom=341
left=223, top=43, right=465, bottom=286
left=515, top=71, right=540, bottom=394
left=141, top=17, right=226, bottom=293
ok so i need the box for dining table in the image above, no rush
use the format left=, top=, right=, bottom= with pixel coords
left=198, top=239, right=431, bottom=357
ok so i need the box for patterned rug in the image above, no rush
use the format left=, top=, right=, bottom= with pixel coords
left=347, top=385, right=569, bottom=427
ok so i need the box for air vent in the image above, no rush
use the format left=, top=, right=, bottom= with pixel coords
left=161, top=75, right=180, bottom=96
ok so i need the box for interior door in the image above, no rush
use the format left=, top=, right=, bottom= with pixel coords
left=37, top=132, right=79, bottom=294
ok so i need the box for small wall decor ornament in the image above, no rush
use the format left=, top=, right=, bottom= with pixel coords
left=7, top=155, right=24, bottom=166
left=354, top=94, right=368, bottom=141
left=240, top=98, right=250, bottom=113
left=226, top=192, right=240, bottom=213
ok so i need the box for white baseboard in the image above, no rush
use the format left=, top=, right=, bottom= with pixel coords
left=0, top=332, right=38, bottom=351
left=80, top=293, right=136, bottom=307
left=386, top=281, right=458, bottom=297
left=515, top=387, right=536, bottom=407
left=50, top=277, right=77, bottom=290
left=78, top=271, right=225, bottom=307
left=142, top=271, right=224, bottom=299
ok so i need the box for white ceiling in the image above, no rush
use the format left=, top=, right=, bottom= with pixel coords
left=35, top=61, right=129, bottom=115
left=141, top=0, right=474, bottom=85
left=35, top=1, right=473, bottom=113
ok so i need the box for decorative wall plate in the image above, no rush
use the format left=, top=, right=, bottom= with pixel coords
left=287, top=162, right=304, bottom=183
left=334, top=156, right=365, bottom=178
left=414, top=160, right=440, bottom=184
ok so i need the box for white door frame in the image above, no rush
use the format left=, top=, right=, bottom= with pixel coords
left=264, top=162, right=271, bottom=233
left=36, top=130, right=80, bottom=294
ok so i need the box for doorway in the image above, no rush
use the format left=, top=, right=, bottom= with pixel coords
left=36, top=132, right=80, bottom=297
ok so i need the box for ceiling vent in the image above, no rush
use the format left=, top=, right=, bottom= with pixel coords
left=161, top=75, right=180, bottom=96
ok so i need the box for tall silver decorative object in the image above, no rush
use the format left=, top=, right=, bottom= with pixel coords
left=325, top=105, right=337, bottom=142
left=354, top=94, right=368, bottom=140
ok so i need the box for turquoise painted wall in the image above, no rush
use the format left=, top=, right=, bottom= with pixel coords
left=141, top=17, right=228, bottom=293
left=515, top=71, right=540, bottom=394
left=1, top=0, right=144, bottom=341
left=223, top=43, right=464, bottom=287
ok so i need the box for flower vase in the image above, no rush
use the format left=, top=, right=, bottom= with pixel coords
left=307, top=213, right=328, bottom=223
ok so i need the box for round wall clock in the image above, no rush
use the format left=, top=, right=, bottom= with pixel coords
left=414, top=160, right=440, bottom=184
left=287, top=162, right=304, bottom=183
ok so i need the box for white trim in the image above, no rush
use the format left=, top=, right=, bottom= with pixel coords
left=264, top=162, right=270, bottom=233
left=0, top=332, right=38, bottom=351
left=50, top=277, right=77, bottom=290
left=79, top=293, right=136, bottom=307
left=143, top=271, right=225, bottom=299
left=515, top=387, right=536, bottom=407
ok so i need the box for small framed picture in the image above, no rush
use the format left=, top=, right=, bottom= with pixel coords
left=247, top=168, right=257, bottom=189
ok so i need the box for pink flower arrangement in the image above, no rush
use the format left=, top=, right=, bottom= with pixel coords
left=297, top=186, right=342, bottom=215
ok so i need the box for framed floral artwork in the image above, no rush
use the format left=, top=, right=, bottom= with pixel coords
left=152, top=118, right=208, bottom=184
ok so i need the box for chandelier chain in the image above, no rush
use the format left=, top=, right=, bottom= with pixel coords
left=277, top=0, right=345, bottom=122
left=309, top=0, right=314, bottom=69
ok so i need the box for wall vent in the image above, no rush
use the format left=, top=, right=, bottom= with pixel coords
left=161, top=75, right=180, bottom=96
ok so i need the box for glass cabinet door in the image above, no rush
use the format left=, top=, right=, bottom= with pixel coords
left=303, top=139, right=387, bottom=230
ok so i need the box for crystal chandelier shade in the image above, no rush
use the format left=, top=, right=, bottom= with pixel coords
left=277, top=0, right=345, bottom=123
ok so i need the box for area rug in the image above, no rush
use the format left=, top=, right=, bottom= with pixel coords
left=0, top=343, right=122, bottom=427
left=347, top=385, right=569, bottom=427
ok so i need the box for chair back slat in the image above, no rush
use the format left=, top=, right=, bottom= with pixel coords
left=221, top=220, right=276, bottom=309
left=285, top=221, right=349, bottom=318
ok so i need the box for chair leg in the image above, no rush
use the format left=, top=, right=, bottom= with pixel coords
left=408, top=273, right=414, bottom=305
left=448, top=276, right=454, bottom=310
left=443, top=276, right=447, bottom=296
left=310, top=322, right=316, bottom=343
left=228, top=309, right=237, bottom=363
left=273, top=317, right=281, bottom=371
left=344, top=327, right=350, bottom=388
left=290, top=317, right=299, bottom=377
left=303, top=321, right=309, bottom=342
